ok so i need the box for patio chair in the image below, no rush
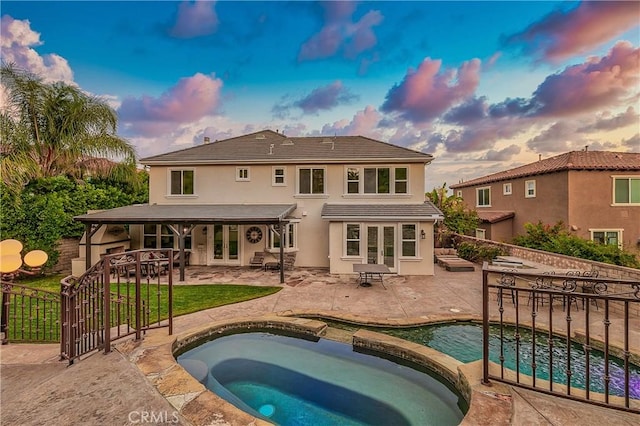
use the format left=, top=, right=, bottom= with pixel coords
left=172, top=251, right=191, bottom=267
left=249, top=252, right=265, bottom=268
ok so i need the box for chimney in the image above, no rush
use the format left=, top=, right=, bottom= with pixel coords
left=204, top=136, right=210, bottom=144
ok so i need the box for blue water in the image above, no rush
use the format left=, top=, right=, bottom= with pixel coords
left=383, top=323, right=640, bottom=400
left=178, top=332, right=465, bottom=426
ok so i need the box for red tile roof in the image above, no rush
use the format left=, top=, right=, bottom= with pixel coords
left=477, top=211, right=515, bottom=223
left=451, top=151, right=640, bottom=188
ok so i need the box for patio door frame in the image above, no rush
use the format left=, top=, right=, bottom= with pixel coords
left=365, top=223, right=396, bottom=271
left=208, top=224, right=240, bottom=265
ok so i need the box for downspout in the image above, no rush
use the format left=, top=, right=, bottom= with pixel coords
left=279, top=220, right=285, bottom=284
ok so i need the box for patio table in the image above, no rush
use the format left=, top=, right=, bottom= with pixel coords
left=353, top=263, right=392, bottom=289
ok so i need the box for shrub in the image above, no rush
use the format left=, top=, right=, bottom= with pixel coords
left=457, top=241, right=508, bottom=263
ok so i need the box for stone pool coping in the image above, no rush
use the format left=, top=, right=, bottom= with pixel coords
left=120, top=313, right=513, bottom=426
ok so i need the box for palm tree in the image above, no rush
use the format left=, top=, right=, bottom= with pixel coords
left=1, top=64, right=138, bottom=189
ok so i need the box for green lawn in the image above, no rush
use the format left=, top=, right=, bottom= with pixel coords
left=5, top=274, right=281, bottom=342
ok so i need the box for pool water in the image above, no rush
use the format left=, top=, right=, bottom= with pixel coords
left=178, top=332, right=465, bottom=426
left=383, top=323, right=640, bottom=399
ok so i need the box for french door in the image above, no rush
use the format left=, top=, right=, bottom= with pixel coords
left=366, top=224, right=395, bottom=270
left=210, top=224, right=239, bottom=264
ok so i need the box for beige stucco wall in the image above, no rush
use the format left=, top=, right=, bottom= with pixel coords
left=139, top=162, right=437, bottom=274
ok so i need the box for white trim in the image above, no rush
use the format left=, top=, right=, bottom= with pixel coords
left=167, top=168, right=196, bottom=196
left=525, top=179, right=536, bottom=198
left=236, top=167, right=250, bottom=182
left=399, top=223, right=419, bottom=258
left=476, top=186, right=491, bottom=207
left=272, top=166, right=286, bottom=186
left=503, top=182, right=512, bottom=195
left=589, top=228, right=623, bottom=249
left=456, top=190, right=463, bottom=198
left=475, top=228, right=486, bottom=240
left=611, top=175, right=640, bottom=206
left=296, top=166, right=327, bottom=195
left=343, top=223, right=361, bottom=257
left=342, top=165, right=410, bottom=196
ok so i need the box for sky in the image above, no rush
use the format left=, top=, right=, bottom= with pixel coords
left=1, top=0, right=639, bottom=190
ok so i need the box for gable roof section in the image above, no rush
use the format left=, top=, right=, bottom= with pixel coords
left=477, top=211, right=515, bottom=224
left=321, top=202, right=443, bottom=221
left=451, top=151, right=640, bottom=188
left=141, top=130, right=433, bottom=165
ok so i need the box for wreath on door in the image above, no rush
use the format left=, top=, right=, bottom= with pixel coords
left=246, top=226, right=263, bottom=244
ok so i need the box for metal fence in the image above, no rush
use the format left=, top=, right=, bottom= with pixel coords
left=482, top=262, right=640, bottom=413
left=60, top=249, right=173, bottom=364
left=1, top=282, right=61, bottom=343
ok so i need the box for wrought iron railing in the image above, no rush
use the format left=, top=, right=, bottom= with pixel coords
left=1, top=282, right=61, bottom=343
left=60, top=249, right=173, bottom=363
left=482, top=262, right=640, bottom=413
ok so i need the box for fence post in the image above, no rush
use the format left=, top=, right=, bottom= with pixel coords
left=135, top=252, right=141, bottom=341
left=103, top=257, right=111, bottom=354
left=1, top=285, right=9, bottom=345
left=482, top=262, right=490, bottom=384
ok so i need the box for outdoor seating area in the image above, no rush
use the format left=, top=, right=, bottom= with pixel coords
left=248, top=251, right=297, bottom=272
left=434, top=249, right=475, bottom=272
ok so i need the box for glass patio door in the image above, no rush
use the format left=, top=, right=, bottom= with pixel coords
left=210, top=224, right=239, bottom=264
left=366, top=225, right=395, bottom=270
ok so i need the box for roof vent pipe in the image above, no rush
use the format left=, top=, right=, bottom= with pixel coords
left=204, top=136, right=210, bottom=144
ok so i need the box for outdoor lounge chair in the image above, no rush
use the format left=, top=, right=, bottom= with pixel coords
left=249, top=252, right=265, bottom=268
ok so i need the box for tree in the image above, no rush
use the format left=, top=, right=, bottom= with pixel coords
left=426, top=183, right=479, bottom=246
left=0, top=64, right=138, bottom=190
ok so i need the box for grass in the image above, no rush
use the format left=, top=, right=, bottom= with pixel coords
left=5, top=274, right=282, bottom=342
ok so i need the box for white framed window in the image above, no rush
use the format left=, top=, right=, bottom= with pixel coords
left=503, top=183, right=512, bottom=195
left=613, top=176, right=640, bottom=205
left=347, top=168, right=360, bottom=194
left=345, top=223, right=361, bottom=256
left=143, top=225, right=192, bottom=250
left=475, top=228, right=486, bottom=240
left=400, top=223, right=417, bottom=257
left=476, top=187, right=491, bottom=207
left=590, top=229, right=622, bottom=249
left=169, top=169, right=195, bottom=195
left=456, top=190, right=463, bottom=198
left=525, top=180, right=536, bottom=198
left=267, top=222, right=298, bottom=250
left=345, top=166, right=408, bottom=195
left=236, top=167, right=250, bottom=181
left=297, top=167, right=326, bottom=195
left=272, top=167, right=286, bottom=186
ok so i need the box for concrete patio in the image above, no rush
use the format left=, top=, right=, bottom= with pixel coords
left=1, top=264, right=638, bottom=425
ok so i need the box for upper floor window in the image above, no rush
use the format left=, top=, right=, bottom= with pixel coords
left=503, top=183, right=512, bottom=195
left=170, top=169, right=194, bottom=195
left=476, top=187, right=490, bottom=207
left=272, top=167, right=286, bottom=186
left=613, top=177, right=640, bottom=205
left=456, top=190, right=463, bottom=198
left=236, top=167, right=250, bottom=181
left=345, top=223, right=360, bottom=256
left=298, top=167, right=325, bottom=195
left=345, top=166, right=408, bottom=195
left=401, top=224, right=417, bottom=257
left=590, top=229, right=622, bottom=249
left=525, top=180, right=536, bottom=198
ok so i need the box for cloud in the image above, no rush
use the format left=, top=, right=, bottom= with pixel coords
left=272, top=81, right=358, bottom=117
left=621, top=134, right=640, bottom=151
left=479, top=144, right=522, bottom=161
left=504, top=2, right=639, bottom=62
left=441, top=116, right=526, bottom=153
left=170, top=0, right=218, bottom=38
left=443, top=96, right=488, bottom=125
left=578, top=107, right=639, bottom=133
left=531, top=41, right=639, bottom=117
left=526, top=121, right=579, bottom=153
left=118, top=73, right=223, bottom=137
left=319, top=105, right=382, bottom=137
left=381, top=58, right=481, bottom=123
left=298, top=2, right=383, bottom=61
left=0, top=15, right=73, bottom=83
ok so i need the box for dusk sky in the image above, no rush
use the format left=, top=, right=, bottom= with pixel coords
left=1, top=1, right=639, bottom=190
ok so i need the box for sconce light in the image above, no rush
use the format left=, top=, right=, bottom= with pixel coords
left=420, top=230, right=426, bottom=240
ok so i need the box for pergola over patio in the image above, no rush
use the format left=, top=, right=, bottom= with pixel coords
left=74, top=203, right=297, bottom=282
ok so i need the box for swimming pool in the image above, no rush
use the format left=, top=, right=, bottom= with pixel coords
left=178, top=332, right=466, bottom=426
left=381, top=322, right=640, bottom=400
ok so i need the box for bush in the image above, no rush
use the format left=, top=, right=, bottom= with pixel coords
left=457, top=241, right=508, bottom=263
left=513, top=221, right=640, bottom=269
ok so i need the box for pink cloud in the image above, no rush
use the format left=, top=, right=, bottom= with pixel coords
left=320, top=105, right=382, bottom=137
left=298, top=3, right=383, bottom=62
left=505, top=2, right=639, bottom=62
left=533, top=41, right=639, bottom=117
left=118, top=73, right=223, bottom=136
left=170, top=0, right=218, bottom=38
left=381, top=58, right=481, bottom=123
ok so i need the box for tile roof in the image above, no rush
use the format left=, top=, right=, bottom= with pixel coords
left=477, top=211, right=515, bottom=224
left=450, top=151, right=640, bottom=188
left=140, top=130, right=433, bottom=165
left=74, top=204, right=297, bottom=224
left=321, top=202, right=443, bottom=220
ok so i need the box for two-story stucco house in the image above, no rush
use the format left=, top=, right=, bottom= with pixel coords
left=450, top=150, right=640, bottom=251
left=75, top=130, right=443, bottom=279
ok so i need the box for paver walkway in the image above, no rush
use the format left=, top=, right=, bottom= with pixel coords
left=1, top=265, right=638, bottom=425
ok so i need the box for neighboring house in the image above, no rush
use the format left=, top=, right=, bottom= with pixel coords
left=450, top=150, right=640, bottom=251
left=75, top=130, right=443, bottom=277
